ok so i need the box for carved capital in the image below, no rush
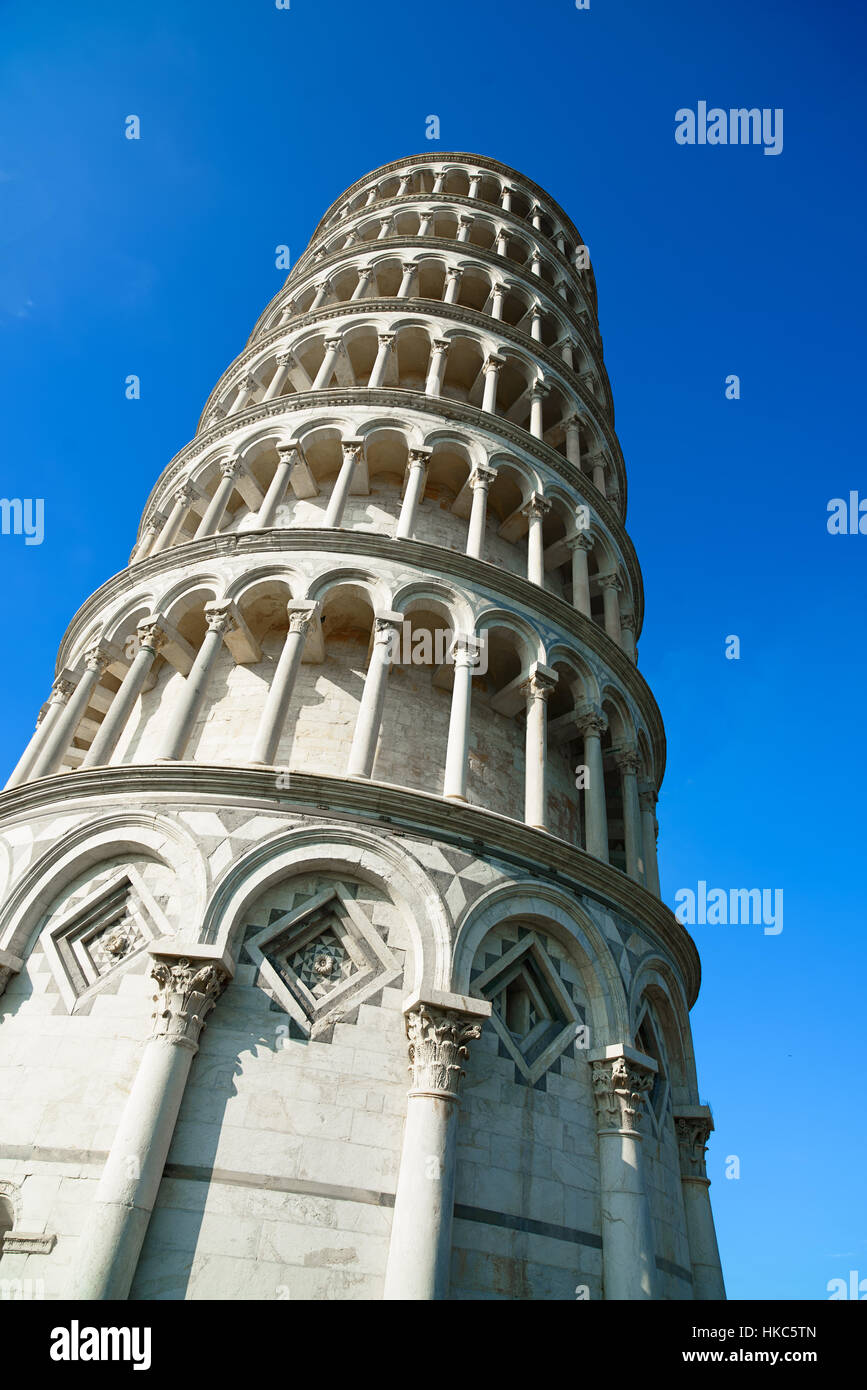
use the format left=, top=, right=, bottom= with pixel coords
left=451, top=633, right=482, bottom=669
left=219, top=456, right=241, bottom=481
left=575, top=706, right=607, bottom=739
left=407, top=448, right=431, bottom=470
left=613, top=746, right=642, bottom=777
left=431, top=337, right=451, bottom=356
left=83, top=645, right=112, bottom=677
left=49, top=677, right=76, bottom=705
left=620, top=612, right=636, bottom=631
left=469, top=465, right=497, bottom=491
left=377, top=332, right=396, bottom=349
left=674, top=1110, right=714, bottom=1180
left=483, top=353, right=506, bottom=373
left=173, top=482, right=195, bottom=507
left=287, top=609, right=314, bottom=636
left=405, top=1003, right=484, bottom=1099
left=592, top=1053, right=655, bottom=1135
left=522, top=492, right=551, bottom=520
left=638, top=780, right=658, bottom=814
left=203, top=602, right=237, bottom=637
left=277, top=445, right=301, bottom=467
left=149, top=956, right=228, bottom=1050
left=598, top=572, right=621, bottom=592
left=566, top=531, right=594, bottom=553
left=136, top=620, right=168, bottom=655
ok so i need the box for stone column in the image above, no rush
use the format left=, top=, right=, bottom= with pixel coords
left=324, top=439, right=362, bottom=527
left=417, top=213, right=432, bottom=237
left=150, top=484, right=193, bottom=556
left=351, top=267, right=374, bottom=301
left=346, top=612, right=401, bottom=778
left=495, top=227, right=509, bottom=256
left=256, top=447, right=298, bottom=528
left=262, top=352, right=295, bottom=402
left=576, top=708, right=608, bottom=861
left=424, top=339, right=450, bottom=397
left=432, top=169, right=446, bottom=193
left=560, top=339, right=575, bottom=370
left=457, top=215, right=472, bottom=244
left=5, top=677, right=75, bottom=789
left=501, top=185, right=513, bottom=211
left=82, top=622, right=167, bottom=768
left=468, top=174, right=482, bottom=198
left=377, top=217, right=392, bottom=240
left=194, top=458, right=240, bottom=539
left=490, top=281, right=507, bottom=319
left=620, top=612, right=637, bottom=663
left=130, top=519, right=161, bottom=564
left=590, top=454, right=607, bottom=496
left=529, top=382, right=548, bottom=439
left=639, top=781, right=661, bottom=897
left=367, top=333, right=395, bottom=389
left=565, top=414, right=582, bottom=467
left=395, top=449, right=429, bottom=540
left=530, top=306, right=543, bottom=342
left=249, top=602, right=319, bottom=765
left=310, top=279, right=331, bottom=310
left=312, top=336, right=343, bottom=389
left=397, top=262, right=416, bottom=297
left=68, top=949, right=230, bottom=1300
left=442, top=635, right=480, bottom=801
left=522, top=663, right=557, bottom=830
left=567, top=533, right=593, bottom=616
left=599, top=573, right=622, bottom=644
left=397, top=174, right=412, bottom=196
left=530, top=252, right=542, bottom=278
left=465, top=465, right=497, bottom=560
left=383, top=992, right=490, bottom=1301
left=443, top=268, right=462, bottom=305
left=591, top=1047, right=659, bottom=1300
left=674, top=1107, right=726, bottom=1300
left=522, top=493, right=551, bottom=586
left=228, top=372, right=257, bottom=415
left=481, top=353, right=504, bottom=414
left=29, top=647, right=111, bottom=780
left=155, top=603, right=236, bottom=761
left=614, top=747, right=644, bottom=885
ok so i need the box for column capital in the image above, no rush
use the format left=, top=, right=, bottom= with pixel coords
left=530, top=379, right=550, bottom=400
left=450, top=632, right=482, bottom=668
left=172, top=481, right=195, bottom=506
left=403, top=992, right=491, bottom=1099
left=521, top=491, right=551, bottom=520
left=203, top=601, right=237, bottom=637
left=136, top=620, right=169, bottom=654
left=206, top=404, right=227, bottom=425
left=219, top=455, right=242, bottom=481
left=277, top=444, right=301, bottom=466
left=566, top=530, right=594, bottom=553
left=612, top=745, right=642, bottom=777
left=341, top=436, right=364, bottom=460
left=239, top=372, right=257, bottom=390
left=575, top=705, right=608, bottom=738
left=377, top=331, right=396, bottom=348
left=620, top=611, right=636, bottom=631
left=469, top=464, right=497, bottom=491
left=275, top=351, right=297, bottom=368
left=407, top=447, right=431, bottom=469
left=400, top=260, right=416, bottom=274
left=148, top=950, right=230, bottom=1051
left=673, top=1106, right=714, bottom=1181
left=598, top=571, right=621, bottom=591
left=323, top=334, right=344, bottom=351
left=483, top=352, right=506, bottom=372
left=638, top=779, right=658, bottom=812
left=591, top=1047, right=657, bottom=1136
left=49, top=674, right=77, bottom=705
left=83, top=644, right=113, bottom=677
left=444, top=268, right=463, bottom=283
left=522, top=661, right=558, bottom=701
left=373, top=609, right=402, bottom=643
left=286, top=599, right=320, bottom=635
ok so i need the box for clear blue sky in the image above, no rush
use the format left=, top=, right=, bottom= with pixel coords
left=1, top=0, right=864, bottom=1300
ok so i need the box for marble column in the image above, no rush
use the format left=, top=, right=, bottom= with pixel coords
left=377, top=217, right=392, bottom=240
left=312, top=336, right=343, bottom=390
left=522, top=493, right=551, bottom=586
left=620, top=612, right=637, bottom=663
left=457, top=215, right=472, bottom=243
left=567, top=532, right=593, bottom=616
left=501, top=185, right=513, bottom=211
left=495, top=227, right=509, bottom=256
left=68, top=949, right=231, bottom=1300
left=130, top=520, right=161, bottom=564
left=194, top=458, right=240, bottom=539
left=442, top=635, right=480, bottom=801
left=591, top=1047, right=659, bottom=1300
left=529, top=382, right=548, bottom=439
left=481, top=354, right=504, bottom=414
left=465, top=465, right=497, bottom=560
left=576, top=708, right=608, bottom=860
left=490, top=281, right=507, bottom=320
left=262, top=353, right=295, bottom=402
left=424, top=339, right=450, bottom=397
left=310, top=279, right=331, bottom=310
left=614, top=747, right=645, bottom=885
left=228, top=372, right=257, bottom=415
left=397, top=262, right=416, bottom=297
left=599, top=573, right=622, bottom=644
left=155, top=603, right=236, bottom=761
left=443, top=269, right=462, bottom=305
left=367, top=333, right=395, bottom=389
left=395, top=449, right=429, bottom=540
left=346, top=612, right=401, bottom=778
left=522, top=663, right=557, bottom=830
left=82, top=622, right=167, bottom=769
left=351, top=267, right=374, bottom=301
left=150, top=484, right=193, bottom=556
left=249, top=601, right=319, bottom=765
left=256, top=447, right=298, bottom=528
left=432, top=169, right=446, bottom=194
left=4, top=677, right=75, bottom=789
left=29, top=647, right=111, bottom=780
left=674, top=1107, right=726, bottom=1300
left=383, top=993, right=490, bottom=1300
left=590, top=455, right=607, bottom=497
left=324, top=440, right=362, bottom=527
left=639, top=781, right=661, bottom=897
left=565, top=414, right=582, bottom=468
left=417, top=214, right=432, bottom=237
left=530, top=306, right=543, bottom=342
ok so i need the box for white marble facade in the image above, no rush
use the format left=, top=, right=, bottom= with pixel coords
left=0, top=155, right=724, bottom=1301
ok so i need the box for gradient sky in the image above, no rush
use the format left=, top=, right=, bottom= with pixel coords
left=1, top=0, right=864, bottom=1300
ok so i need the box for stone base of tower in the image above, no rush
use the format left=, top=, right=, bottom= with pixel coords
left=0, top=766, right=722, bottom=1300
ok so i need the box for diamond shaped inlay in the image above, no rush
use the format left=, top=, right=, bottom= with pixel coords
left=473, top=930, right=586, bottom=1087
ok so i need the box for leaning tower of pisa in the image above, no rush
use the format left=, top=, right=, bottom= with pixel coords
left=0, top=154, right=724, bottom=1302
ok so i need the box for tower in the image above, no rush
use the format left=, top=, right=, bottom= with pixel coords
left=0, top=155, right=724, bottom=1301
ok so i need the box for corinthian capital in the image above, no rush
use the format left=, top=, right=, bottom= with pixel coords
left=674, top=1107, right=714, bottom=1181
left=204, top=601, right=237, bottom=637
left=405, top=1001, right=486, bottom=1099
left=591, top=1049, right=656, bottom=1135
left=149, top=955, right=228, bottom=1050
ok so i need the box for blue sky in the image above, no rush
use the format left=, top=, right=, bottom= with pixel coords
left=1, top=0, right=864, bottom=1300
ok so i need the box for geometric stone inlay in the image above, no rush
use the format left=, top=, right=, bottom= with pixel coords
left=472, top=930, right=585, bottom=1088
left=38, top=866, right=173, bottom=1014
left=245, top=885, right=402, bottom=1040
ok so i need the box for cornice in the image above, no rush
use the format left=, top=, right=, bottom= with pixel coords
left=138, top=388, right=629, bottom=555
left=51, top=526, right=660, bottom=779
left=211, top=294, right=613, bottom=445
left=309, top=153, right=597, bottom=302
left=0, top=763, right=697, bottom=1005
